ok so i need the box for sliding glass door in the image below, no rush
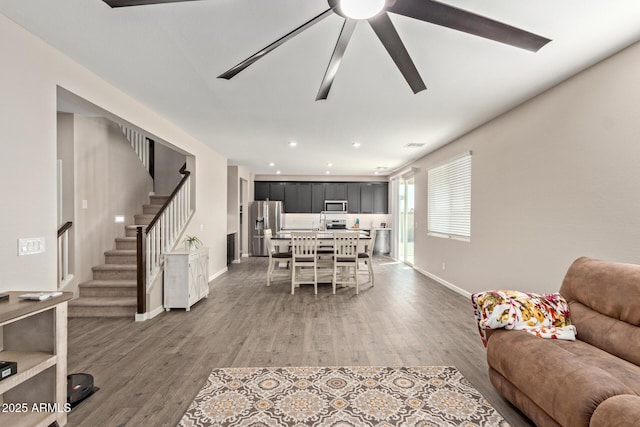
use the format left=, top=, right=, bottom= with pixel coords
left=398, top=177, right=415, bottom=265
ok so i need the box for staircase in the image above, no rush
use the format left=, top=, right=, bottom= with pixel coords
left=69, top=195, right=169, bottom=318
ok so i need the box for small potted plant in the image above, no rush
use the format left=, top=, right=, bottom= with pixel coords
left=183, top=235, right=202, bottom=251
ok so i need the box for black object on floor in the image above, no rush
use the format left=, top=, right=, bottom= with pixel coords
left=67, top=373, right=99, bottom=409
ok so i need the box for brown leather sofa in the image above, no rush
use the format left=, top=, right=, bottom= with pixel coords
left=486, top=257, right=640, bottom=426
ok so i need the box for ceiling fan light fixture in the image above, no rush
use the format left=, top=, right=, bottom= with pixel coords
left=340, top=0, right=385, bottom=20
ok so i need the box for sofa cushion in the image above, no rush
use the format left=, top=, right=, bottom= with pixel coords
left=590, top=395, right=640, bottom=427
left=568, top=302, right=640, bottom=366
left=560, top=257, right=640, bottom=326
left=487, top=330, right=640, bottom=427
left=559, top=257, right=640, bottom=364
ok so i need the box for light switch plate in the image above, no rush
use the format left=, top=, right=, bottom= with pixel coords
left=18, top=237, right=46, bottom=256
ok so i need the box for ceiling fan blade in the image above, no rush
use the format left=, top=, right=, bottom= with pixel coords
left=368, top=12, right=426, bottom=94
left=387, top=0, right=551, bottom=52
left=103, top=0, right=201, bottom=7
left=218, top=9, right=334, bottom=80
left=316, top=19, right=357, bottom=101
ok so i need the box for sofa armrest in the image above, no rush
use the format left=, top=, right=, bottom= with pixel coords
left=590, top=395, right=640, bottom=427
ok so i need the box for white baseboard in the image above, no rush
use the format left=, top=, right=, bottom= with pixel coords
left=135, top=305, right=164, bottom=322
left=413, top=267, right=471, bottom=299
left=209, top=266, right=228, bottom=282
left=232, top=259, right=241, bottom=264
left=241, top=253, right=250, bottom=258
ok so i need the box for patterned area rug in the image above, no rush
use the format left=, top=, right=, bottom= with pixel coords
left=179, top=366, right=509, bottom=426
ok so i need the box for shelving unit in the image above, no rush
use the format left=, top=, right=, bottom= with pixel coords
left=0, top=291, right=72, bottom=427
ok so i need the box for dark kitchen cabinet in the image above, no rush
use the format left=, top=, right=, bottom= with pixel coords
left=325, top=183, right=347, bottom=200
left=285, top=183, right=311, bottom=213
left=360, top=183, right=388, bottom=214
left=269, top=182, right=285, bottom=202
left=255, top=182, right=269, bottom=200
left=372, top=183, right=388, bottom=214
left=347, top=183, right=360, bottom=213
left=311, top=183, right=325, bottom=213
left=360, top=184, right=374, bottom=213
left=254, top=181, right=388, bottom=214
left=297, top=183, right=312, bottom=213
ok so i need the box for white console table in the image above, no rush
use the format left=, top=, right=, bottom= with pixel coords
left=163, top=248, right=209, bottom=311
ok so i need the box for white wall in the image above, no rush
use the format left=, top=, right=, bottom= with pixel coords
left=408, top=41, right=640, bottom=296
left=154, top=142, right=185, bottom=195
left=71, top=116, right=153, bottom=295
left=0, top=14, right=228, bottom=292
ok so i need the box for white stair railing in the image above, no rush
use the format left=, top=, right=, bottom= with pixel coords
left=145, top=175, right=192, bottom=289
left=135, top=165, right=192, bottom=315
left=120, top=124, right=152, bottom=174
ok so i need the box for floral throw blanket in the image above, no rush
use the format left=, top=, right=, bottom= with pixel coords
left=471, top=290, right=577, bottom=347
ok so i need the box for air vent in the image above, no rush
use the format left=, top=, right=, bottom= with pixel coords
left=405, top=143, right=425, bottom=148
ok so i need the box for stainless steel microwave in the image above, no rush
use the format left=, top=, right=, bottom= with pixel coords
left=324, top=200, right=348, bottom=213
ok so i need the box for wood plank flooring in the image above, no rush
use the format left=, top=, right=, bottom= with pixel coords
left=67, top=256, right=533, bottom=426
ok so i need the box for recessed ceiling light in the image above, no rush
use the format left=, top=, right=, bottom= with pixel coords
left=374, top=171, right=379, bottom=175
left=276, top=170, right=281, bottom=174
left=268, top=162, right=275, bottom=167
left=289, top=141, right=297, bottom=147
left=327, top=163, right=333, bottom=167
left=326, top=171, right=331, bottom=175
left=352, top=142, right=361, bottom=148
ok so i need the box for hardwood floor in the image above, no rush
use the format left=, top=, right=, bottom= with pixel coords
left=67, top=256, right=533, bottom=426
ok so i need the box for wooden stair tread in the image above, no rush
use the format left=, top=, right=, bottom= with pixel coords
left=69, top=297, right=136, bottom=307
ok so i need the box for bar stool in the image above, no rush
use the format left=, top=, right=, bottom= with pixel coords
left=265, top=229, right=291, bottom=287
left=357, top=228, right=376, bottom=286
left=291, top=232, right=318, bottom=295
left=332, top=231, right=360, bottom=295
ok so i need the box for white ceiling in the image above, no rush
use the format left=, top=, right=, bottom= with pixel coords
left=2, top=0, right=640, bottom=176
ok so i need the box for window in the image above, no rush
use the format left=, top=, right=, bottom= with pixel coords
left=427, top=152, right=472, bottom=240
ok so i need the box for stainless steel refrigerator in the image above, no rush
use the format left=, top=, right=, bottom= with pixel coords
left=250, top=201, right=283, bottom=256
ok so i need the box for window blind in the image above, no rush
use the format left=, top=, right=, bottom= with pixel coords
left=427, top=152, right=472, bottom=240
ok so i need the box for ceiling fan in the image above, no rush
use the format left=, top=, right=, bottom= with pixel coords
left=103, top=0, right=551, bottom=100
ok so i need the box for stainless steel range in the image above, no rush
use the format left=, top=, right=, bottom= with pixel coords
left=325, top=219, right=347, bottom=230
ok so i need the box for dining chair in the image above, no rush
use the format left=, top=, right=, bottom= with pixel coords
left=265, top=229, right=291, bottom=287
left=357, top=228, right=376, bottom=287
left=291, top=231, right=318, bottom=295
left=332, top=231, right=360, bottom=295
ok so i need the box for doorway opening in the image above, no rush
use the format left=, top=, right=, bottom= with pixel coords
left=398, top=177, right=415, bottom=265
